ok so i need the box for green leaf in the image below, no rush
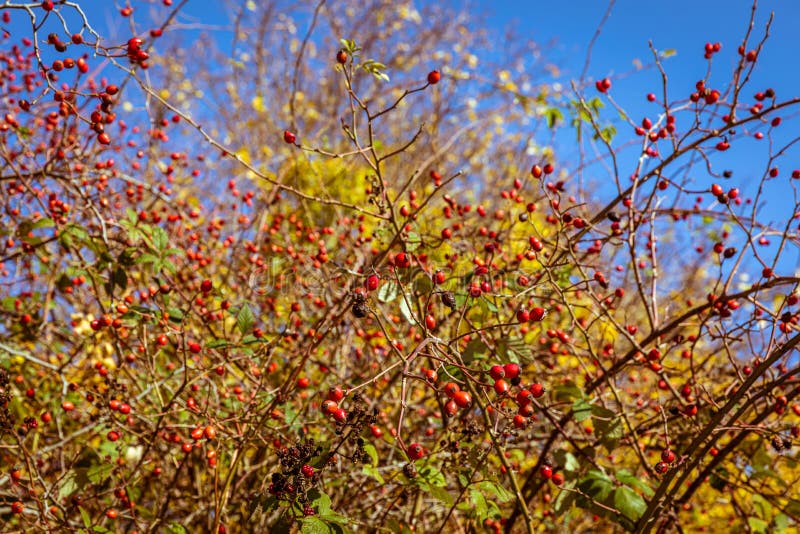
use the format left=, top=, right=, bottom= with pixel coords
left=660, top=48, right=677, bottom=58
left=19, top=217, right=55, bottom=234
left=86, top=463, right=114, bottom=484
left=616, top=469, right=654, bottom=497
left=545, top=107, right=563, bottom=129
left=205, top=339, right=230, bottom=349
left=301, top=516, right=331, bottom=534
left=748, top=517, right=769, bottom=534
left=165, top=524, right=188, bottom=534
left=80, top=506, right=93, bottom=528
left=167, top=308, right=185, bottom=323
left=399, top=295, right=415, bottom=323
left=554, top=381, right=584, bottom=402
left=482, top=299, right=499, bottom=313
left=377, top=281, right=400, bottom=303
left=59, top=470, right=80, bottom=499
left=578, top=470, right=614, bottom=502
left=237, top=304, right=255, bottom=335
left=475, top=480, right=514, bottom=503
left=468, top=489, right=488, bottom=520
left=572, top=398, right=593, bottom=422
left=307, top=488, right=332, bottom=515
left=151, top=226, right=169, bottom=251
left=553, top=450, right=580, bottom=472
left=463, top=338, right=488, bottom=364
left=553, top=481, right=578, bottom=515
left=614, top=486, right=646, bottom=521
left=429, top=485, right=453, bottom=505
left=362, top=464, right=384, bottom=484
left=405, top=232, right=422, bottom=252
left=363, top=443, right=378, bottom=466
left=418, top=465, right=446, bottom=488
left=136, top=253, right=160, bottom=265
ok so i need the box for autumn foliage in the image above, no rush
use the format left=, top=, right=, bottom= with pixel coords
left=1, top=1, right=800, bottom=533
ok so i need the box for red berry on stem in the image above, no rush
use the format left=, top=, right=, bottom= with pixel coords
left=408, top=443, right=424, bottom=460
left=427, top=70, right=441, bottom=84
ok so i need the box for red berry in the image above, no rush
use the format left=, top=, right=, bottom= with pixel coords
left=529, top=383, right=545, bottom=398
left=655, top=461, right=669, bottom=474
left=11, top=501, right=24, bottom=514
left=327, top=385, right=344, bottom=402
left=493, top=379, right=510, bottom=395
left=540, top=464, right=553, bottom=479
left=301, top=464, right=315, bottom=478
left=443, top=382, right=460, bottom=398
left=336, top=50, right=348, bottom=64
left=489, top=365, right=505, bottom=381
left=408, top=443, right=425, bottom=460
left=365, top=274, right=380, bottom=291
left=529, top=307, right=546, bottom=322
left=283, top=130, right=296, bottom=144
left=200, top=279, right=213, bottom=293
left=332, top=408, right=347, bottom=423
left=427, top=70, right=441, bottom=84
left=503, top=363, right=520, bottom=380
left=453, top=390, right=472, bottom=408
left=661, top=449, right=676, bottom=463
left=425, top=314, right=436, bottom=330
left=551, top=472, right=564, bottom=485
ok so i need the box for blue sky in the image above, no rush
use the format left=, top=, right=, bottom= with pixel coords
left=4, top=0, right=798, bottom=266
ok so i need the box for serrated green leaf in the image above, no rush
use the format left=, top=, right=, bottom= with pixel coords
left=237, top=304, right=255, bottom=335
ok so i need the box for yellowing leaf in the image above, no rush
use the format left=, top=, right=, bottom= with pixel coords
left=251, top=95, right=264, bottom=113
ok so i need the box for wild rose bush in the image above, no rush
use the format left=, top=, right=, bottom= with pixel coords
left=1, top=1, right=799, bottom=533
